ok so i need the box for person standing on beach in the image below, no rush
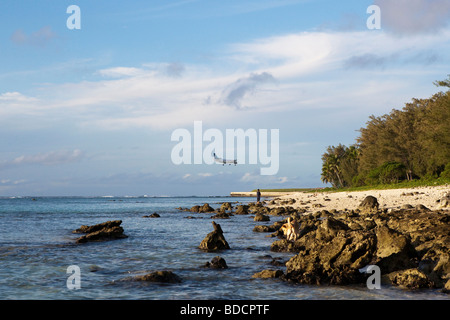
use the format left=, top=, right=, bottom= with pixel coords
left=256, top=189, right=261, bottom=203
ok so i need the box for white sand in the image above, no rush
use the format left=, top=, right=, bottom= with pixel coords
left=267, top=185, right=450, bottom=213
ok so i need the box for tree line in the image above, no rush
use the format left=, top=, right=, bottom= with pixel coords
left=321, top=76, right=450, bottom=188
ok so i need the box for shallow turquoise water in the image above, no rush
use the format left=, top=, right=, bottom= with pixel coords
left=0, top=196, right=448, bottom=300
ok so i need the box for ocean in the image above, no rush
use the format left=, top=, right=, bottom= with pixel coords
left=0, top=196, right=448, bottom=300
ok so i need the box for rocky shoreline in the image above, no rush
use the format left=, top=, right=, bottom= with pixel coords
left=172, top=188, right=450, bottom=293
left=69, top=187, right=449, bottom=293
left=255, top=189, right=450, bottom=293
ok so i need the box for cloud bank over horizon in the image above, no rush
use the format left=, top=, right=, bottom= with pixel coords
left=0, top=1, right=449, bottom=196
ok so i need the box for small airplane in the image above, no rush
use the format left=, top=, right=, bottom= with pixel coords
left=213, top=153, right=237, bottom=166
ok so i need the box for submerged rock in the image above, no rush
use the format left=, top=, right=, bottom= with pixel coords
left=252, top=269, right=283, bottom=279
left=211, top=210, right=233, bottom=219
left=203, top=256, right=228, bottom=269
left=198, top=221, right=230, bottom=251
left=234, top=205, right=249, bottom=215
left=143, top=213, right=160, bottom=218
left=220, top=202, right=233, bottom=212
left=190, top=203, right=215, bottom=213
left=254, top=213, right=270, bottom=222
left=73, top=220, right=128, bottom=243
left=132, top=271, right=181, bottom=283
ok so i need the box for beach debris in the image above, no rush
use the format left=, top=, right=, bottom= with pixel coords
left=203, top=256, right=228, bottom=269
left=72, top=220, right=128, bottom=243
left=198, top=221, right=230, bottom=251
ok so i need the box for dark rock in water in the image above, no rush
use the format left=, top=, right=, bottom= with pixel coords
left=234, top=205, right=249, bottom=215
left=73, top=220, right=128, bottom=243
left=73, top=220, right=123, bottom=234
left=133, top=271, right=181, bottom=283
left=252, top=269, right=283, bottom=279
left=254, top=213, right=270, bottom=222
left=190, top=203, right=215, bottom=213
left=200, top=203, right=215, bottom=212
left=253, top=225, right=277, bottom=233
left=211, top=211, right=232, bottom=219
left=203, top=256, right=228, bottom=269
left=199, top=221, right=230, bottom=251
left=270, top=257, right=286, bottom=266
left=143, top=213, right=160, bottom=218
left=220, top=202, right=233, bottom=212
left=358, top=196, right=379, bottom=213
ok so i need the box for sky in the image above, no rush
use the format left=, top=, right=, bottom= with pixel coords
left=0, top=0, right=449, bottom=196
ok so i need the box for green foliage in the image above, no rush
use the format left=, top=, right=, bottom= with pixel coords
left=440, top=162, right=450, bottom=179
left=365, top=161, right=406, bottom=185
left=319, top=76, right=450, bottom=189
left=321, top=144, right=359, bottom=188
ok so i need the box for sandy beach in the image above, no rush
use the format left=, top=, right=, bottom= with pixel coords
left=265, top=185, right=450, bottom=213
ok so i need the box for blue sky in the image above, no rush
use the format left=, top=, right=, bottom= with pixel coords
left=0, top=0, right=449, bottom=196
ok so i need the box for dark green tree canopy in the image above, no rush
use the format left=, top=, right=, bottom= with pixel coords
left=320, top=76, right=450, bottom=188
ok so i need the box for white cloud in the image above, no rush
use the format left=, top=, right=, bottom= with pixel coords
left=0, top=91, right=38, bottom=103
left=1, top=29, right=448, bottom=132
left=0, top=149, right=83, bottom=169
left=10, top=26, right=58, bottom=47
left=198, top=173, right=213, bottom=177
left=97, top=67, right=144, bottom=78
